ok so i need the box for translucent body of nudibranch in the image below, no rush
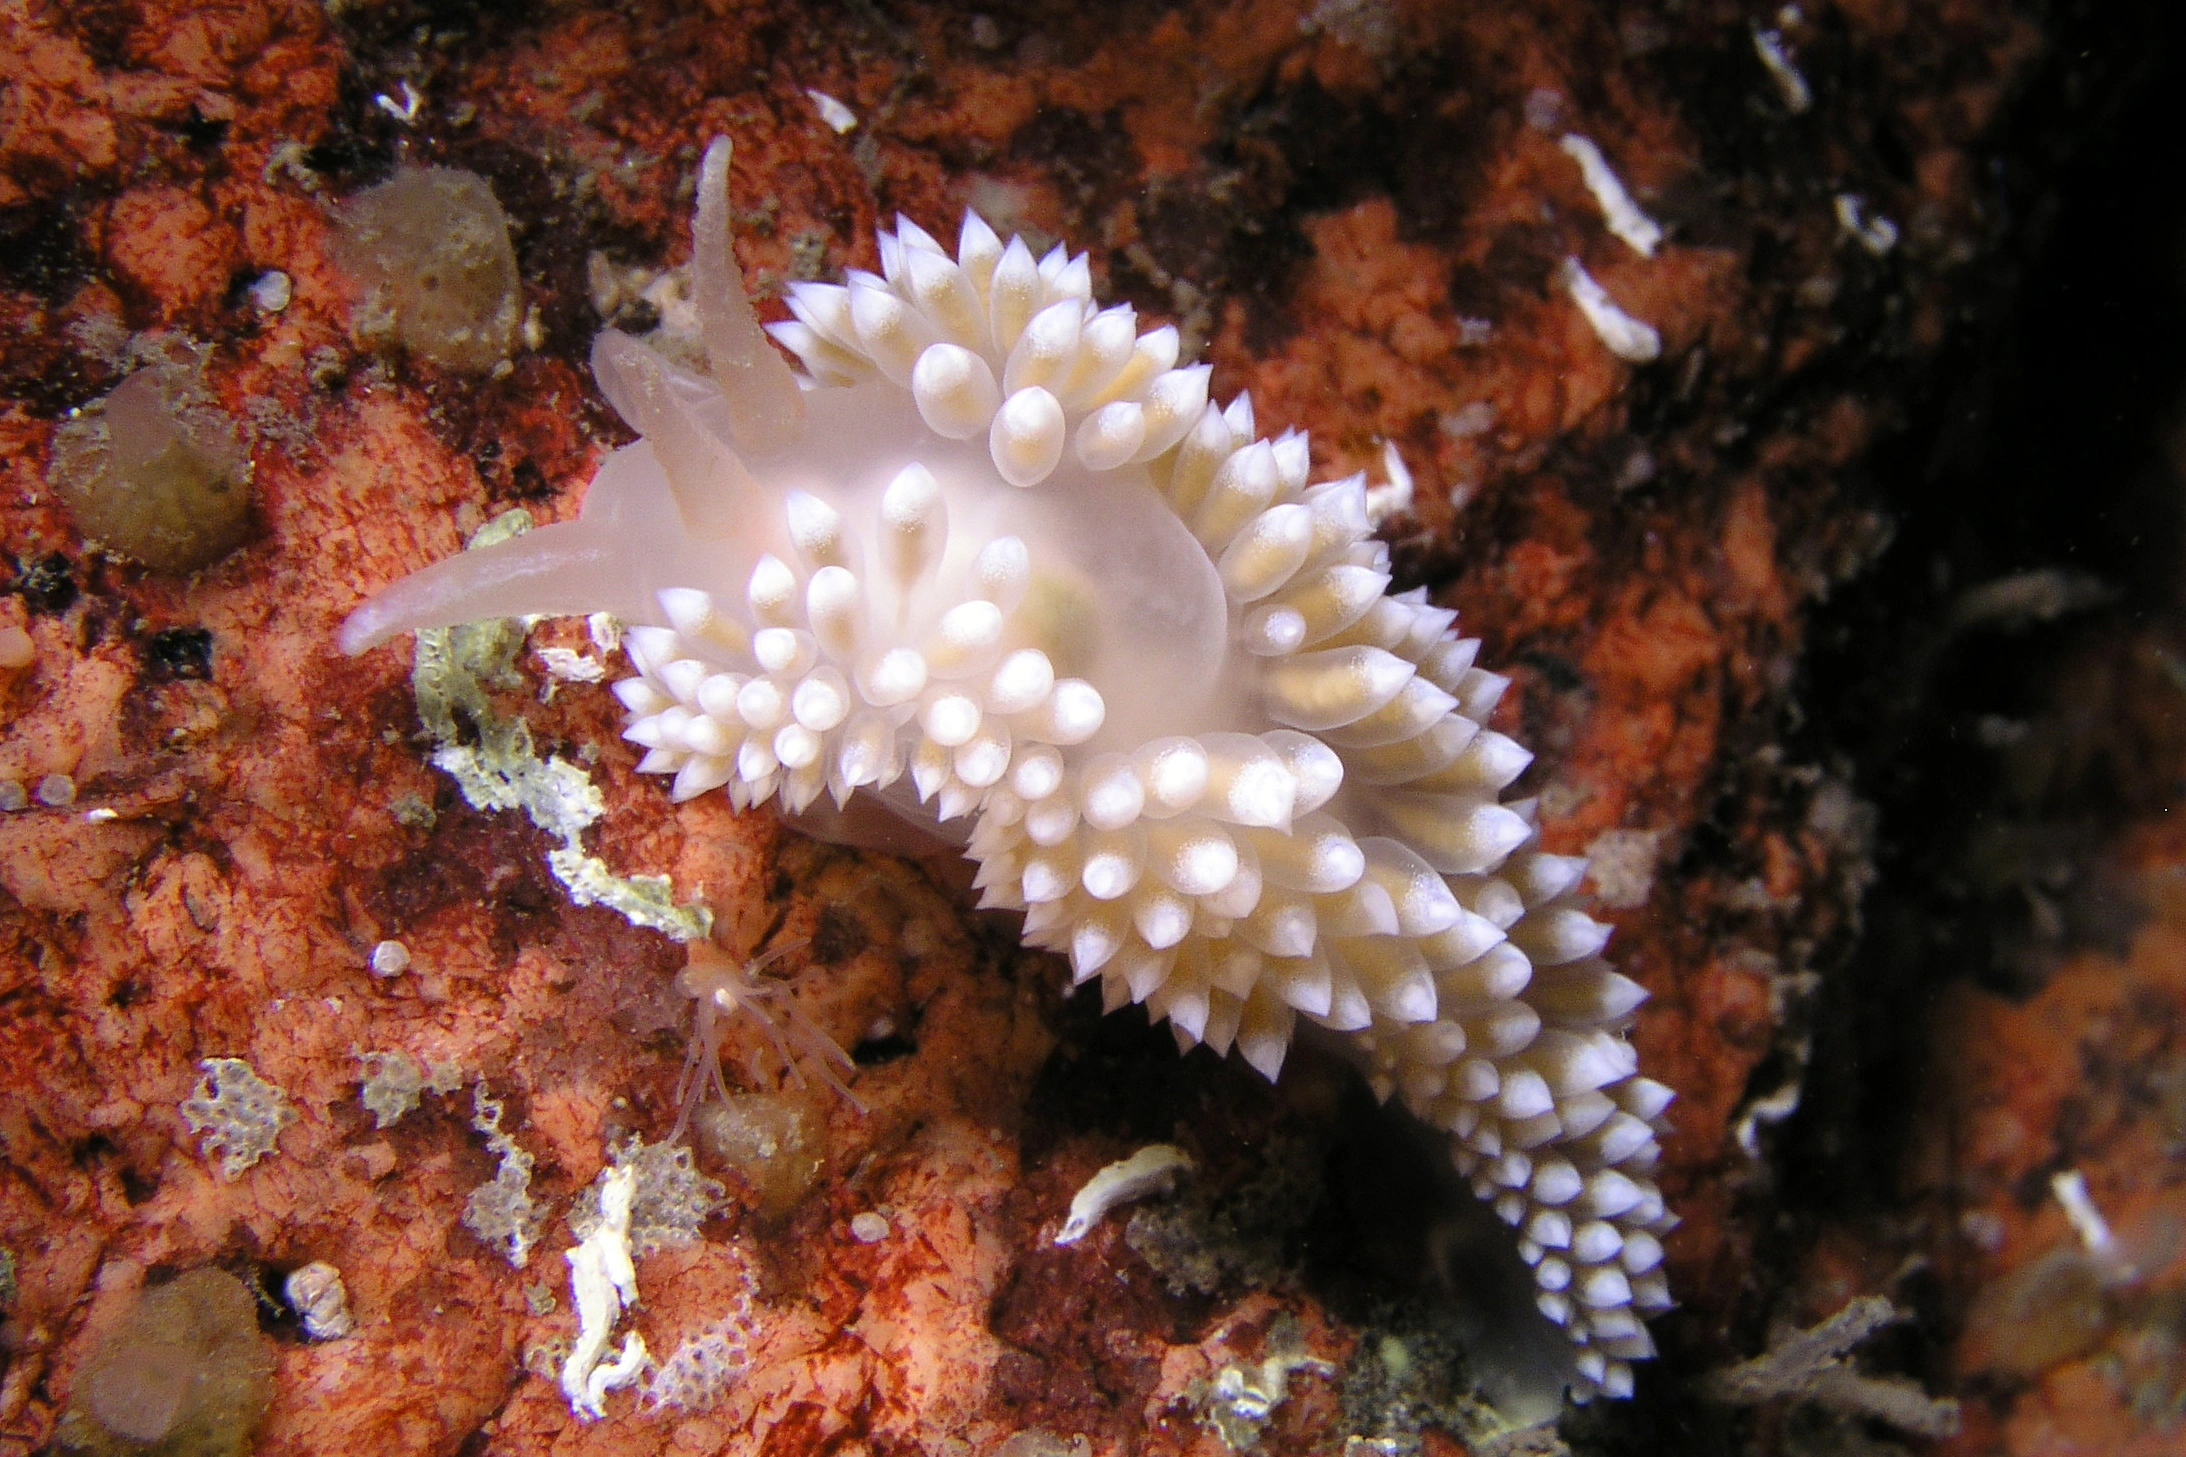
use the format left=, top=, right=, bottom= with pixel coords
left=341, top=138, right=1675, bottom=1399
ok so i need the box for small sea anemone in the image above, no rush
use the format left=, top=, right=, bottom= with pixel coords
left=342, top=137, right=1674, bottom=1398
left=669, top=938, right=863, bottom=1137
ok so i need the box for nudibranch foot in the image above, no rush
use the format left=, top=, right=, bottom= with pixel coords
left=341, top=135, right=1675, bottom=1402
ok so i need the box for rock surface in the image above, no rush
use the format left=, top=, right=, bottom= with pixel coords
left=1, top=1, right=2177, bottom=1454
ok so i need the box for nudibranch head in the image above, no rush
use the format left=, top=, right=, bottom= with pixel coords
left=341, top=138, right=1674, bottom=1400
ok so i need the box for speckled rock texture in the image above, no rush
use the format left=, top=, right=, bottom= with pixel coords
left=1, top=1, right=2178, bottom=1454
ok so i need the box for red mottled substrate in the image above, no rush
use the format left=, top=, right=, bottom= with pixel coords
left=0, top=0, right=2080, bottom=1453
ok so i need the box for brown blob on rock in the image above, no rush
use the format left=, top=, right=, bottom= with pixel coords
left=336, top=168, right=521, bottom=374
left=57, top=1267, right=274, bottom=1457
left=691, top=1092, right=824, bottom=1220
left=1962, top=1244, right=2118, bottom=1378
left=47, top=363, right=252, bottom=574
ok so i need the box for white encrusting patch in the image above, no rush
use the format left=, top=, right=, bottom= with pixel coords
left=342, top=133, right=1677, bottom=1402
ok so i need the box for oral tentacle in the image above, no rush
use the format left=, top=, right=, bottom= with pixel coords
left=690, top=138, right=806, bottom=456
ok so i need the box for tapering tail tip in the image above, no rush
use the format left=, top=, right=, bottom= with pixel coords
left=337, top=603, right=393, bottom=657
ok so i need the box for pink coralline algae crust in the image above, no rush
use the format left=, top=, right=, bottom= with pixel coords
left=0, top=0, right=2061, bottom=1454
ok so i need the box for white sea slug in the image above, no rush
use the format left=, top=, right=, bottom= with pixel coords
left=340, top=138, right=1676, bottom=1399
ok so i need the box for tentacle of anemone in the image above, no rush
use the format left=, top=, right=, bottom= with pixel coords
left=340, top=138, right=1675, bottom=1400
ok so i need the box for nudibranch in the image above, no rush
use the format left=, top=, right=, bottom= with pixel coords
left=341, top=140, right=1674, bottom=1399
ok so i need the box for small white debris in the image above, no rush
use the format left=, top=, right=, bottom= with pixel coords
left=1562, top=258, right=1661, bottom=363
left=1523, top=88, right=1566, bottom=132
left=1734, top=1079, right=1805, bottom=1159
left=1751, top=26, right=1812, bottom=114
left=1947, top=568, right=2114, bottom=635
left=1559, top=135, right=1663, bottom=258
left=1439, top=401, right=1497, bottom=439
left=284, top=1261, right=355, bottom=1340
left=247, top=271, right=293, bottom=313
left=806, top=89, right=858, bottom=134
left=1456, top=316, right=1494, bottom=347
left=35, top=773, right=76, bottom=808
left=1055, top=1144, right=1195, bottom=1246
left=1299, top=0, right=1402, bottom=59
left=2050, top=1170, right=2115, bottom=1259
left=1192, top=1338, right=1337, bottom=1450
left=369, top=939, right=411, bottom=976
left=1585, top=828, right=1665, bottom=910
left=1959, top=1209, right=2008, bottom=1252
left=83, top=807, right=117, bottom=823
left=1833, top=194, right=1900, bottom=256
left=586, top=612, right=622, bottom=656
left=562, top=1164, right=643, bottom=1421
left=1363, top=441, right=1416, bottom=527
left=1614, top=448, right=1658, bottom=492
left=535, top=646, right=605, bottom=683
left=1705, top=1295, right=1960, bottom=1438
left=850, top=1211, right=890, bottom=1244
left=373, top=80, right=423, bottom=125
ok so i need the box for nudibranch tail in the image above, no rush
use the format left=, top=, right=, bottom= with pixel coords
left=338, top=135, right=1675, bottom=1401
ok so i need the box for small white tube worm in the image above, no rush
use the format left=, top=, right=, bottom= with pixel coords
left=1562, top=258, right=1662, bottom=364
left=1559, top=135, right=1665, bottom=258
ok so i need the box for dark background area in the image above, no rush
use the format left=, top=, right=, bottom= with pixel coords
left=1787, top=0, right=2186, bottom=1252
